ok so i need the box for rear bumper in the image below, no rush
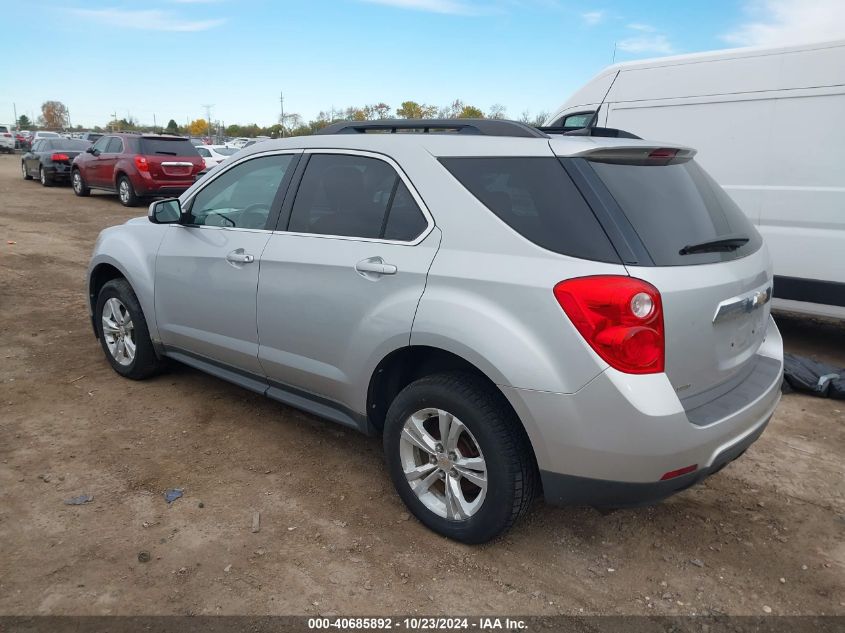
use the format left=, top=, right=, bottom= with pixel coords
left=45, top=164, right=72, bottom=179
left=501, top=315, right=783, bottom=506
left=540, top=413, right=770, bottom=507
left=134, top=183, right=194, bottom=197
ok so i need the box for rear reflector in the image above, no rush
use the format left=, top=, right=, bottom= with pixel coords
left=660, top=464, right=698, bottom=481
left=553, top=275, right=664, bottom=374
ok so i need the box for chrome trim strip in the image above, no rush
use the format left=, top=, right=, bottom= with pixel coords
left=161, top=161, right=194, bottom=167
left=712, top=284, right=772, bottom=323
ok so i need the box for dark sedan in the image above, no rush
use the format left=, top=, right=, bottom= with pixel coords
left=21, top=138, right=92, bottom=186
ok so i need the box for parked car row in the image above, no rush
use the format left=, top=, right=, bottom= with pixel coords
left=20, top=132, right=207, bottom=206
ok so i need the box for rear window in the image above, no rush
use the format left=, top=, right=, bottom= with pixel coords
left=48, top=139, right=91, bottom=151
left=588, top=160, right=762, bottom=266
left=140, top=138, right=199, bottom=157
left=439, top=157, right=620, bottom=263
left=0, top=126, right=8, bottom=133
left=215, top=147, right=238, bottom=156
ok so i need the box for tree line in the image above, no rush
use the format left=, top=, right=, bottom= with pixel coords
left=18, top=100, right=550, bottom=137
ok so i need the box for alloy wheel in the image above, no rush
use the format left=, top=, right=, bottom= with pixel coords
left=399, top=408, right=488, bottom=520
left=72, top=172, right=82, bottom=193
left=101, top=297, right=136, bottom=366
left=39, top=167, right=46, bottom=185
left=119, top=180, right=130, bottom=204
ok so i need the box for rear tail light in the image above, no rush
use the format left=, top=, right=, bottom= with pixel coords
left=193, top=161, right=204, bottom=173
left=3, top=133, right=11, bottom=137
left=134, top=155, right=149, bottom=172
left=51, top=153, right=69, bottom=161
left=553, top=275, right=664, bottom=374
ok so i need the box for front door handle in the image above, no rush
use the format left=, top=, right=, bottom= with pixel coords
left=355, top=256, right=397, bottom=278
left=226, top=249, right=255, bottom=264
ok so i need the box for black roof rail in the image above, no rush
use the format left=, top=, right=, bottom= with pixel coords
left=317, top=118, right=549, bottom=139
left=538, top=126, right=642, bottom=139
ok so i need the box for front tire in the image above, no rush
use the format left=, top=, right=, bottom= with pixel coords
left=95, top=279, right=164, bottom=380
left=383, top=372, right=538, bottom=544
left=117, top=175, right=138, bottom=207
left=22, top=162, right=32, bottom=180
left=72, top=169, right=90, bottom=196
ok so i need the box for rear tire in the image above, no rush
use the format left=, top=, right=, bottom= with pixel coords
left=21, top=162, right=32, bottom=180
left=39, top=166, right=52, bottom=187
left=95, top=278, right=164, bottom=380
left=117, top=175, right=138, bottom=207
left=72, top=169, right=90, bottom=196
left=383, top=372, right=538, bottom=544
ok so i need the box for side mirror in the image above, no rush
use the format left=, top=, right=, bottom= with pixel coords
left=86, top=147, right=97, bottom=155
left=148, top=198, right=183, bottom=224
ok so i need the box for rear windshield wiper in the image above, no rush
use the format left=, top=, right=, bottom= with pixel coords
left=679, top=235, right=749, bottom=255
left=155, top=151, right=178, bottom=155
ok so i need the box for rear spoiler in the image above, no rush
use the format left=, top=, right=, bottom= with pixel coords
left=576, top=146, right=697, bottom=166
left=538, top=126, right=642, bottom=139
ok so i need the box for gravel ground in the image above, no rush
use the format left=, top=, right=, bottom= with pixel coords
left=0, top=153, right=843, bottom=616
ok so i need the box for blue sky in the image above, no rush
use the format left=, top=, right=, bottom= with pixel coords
left=1, top=0, right=842, bottom=128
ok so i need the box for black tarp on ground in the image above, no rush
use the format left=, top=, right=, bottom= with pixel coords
left=782, top=352, right=845, bottom=399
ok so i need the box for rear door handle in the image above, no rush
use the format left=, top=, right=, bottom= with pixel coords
left=355, top=257, right=397, bottom=277
left=226, top=249, right=255, bottom=264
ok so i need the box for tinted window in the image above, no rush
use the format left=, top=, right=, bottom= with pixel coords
left=589, top=160, right=762, bottom=265
left=39, top=132, right=60, bottom=138
left=384, top=182, right=428, bottom=241
left=440, top=157, right=620, bottom=262
left=105, top=137, right=123, bottom=153
left=288, top=154, right=397, bottom=239
left=188, top=154, right=293, bottom=229
left=215, top=147, right=238, bottom=156
left=91, top=137, right=110, bottom=153
left=48, top=139, right=91, bottom=151
left=140, top=138, right=199, bottom=157
left=0, top=126, right=8, bottom=133
left=85, top=133, right=103, bottom=142
left=196, top=147, right=210, bottom=157
left=31, top=140, right=43, bottom=152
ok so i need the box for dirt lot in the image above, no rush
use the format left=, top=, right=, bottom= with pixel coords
left=0, top=153, right=843, bottom=617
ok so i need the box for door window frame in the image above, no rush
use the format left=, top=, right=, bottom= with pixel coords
left=274, top=148, right=434, bottom=246
left=179, top=149, right=303, bottom=233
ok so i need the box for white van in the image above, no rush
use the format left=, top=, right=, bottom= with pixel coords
left=547, top=39, right=845, bottom=319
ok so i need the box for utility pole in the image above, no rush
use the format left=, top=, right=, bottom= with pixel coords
left=112, top=111, right=118, bottom=132
left=66, top=108, right=72, bottom=131
left=202, top=104, right=213, bottom=138
left=153, top=113, right=157, bottom=133
left=13, top=102, right=17, bottom=128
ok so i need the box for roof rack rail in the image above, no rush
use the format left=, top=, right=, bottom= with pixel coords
left=538, top=126, right=642, bottom=139
left=317, top=118, right=549, bottom=139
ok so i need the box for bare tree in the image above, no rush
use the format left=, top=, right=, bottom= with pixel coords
left=38, top=101, right=69, bottom=130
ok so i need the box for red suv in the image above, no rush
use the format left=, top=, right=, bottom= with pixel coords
left=71, top=133, right=204, bottom=206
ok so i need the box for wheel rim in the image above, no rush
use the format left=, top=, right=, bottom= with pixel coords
left=40, top=168, right=45, bottom=184
left=101, top=297, right=136, bottom=366
left=72, top=172, right=81, bottom=192
left=22, top=163, right=27, bottom=178
left=119, top=180, right=130, bottom=203
left=399, top=408, right=487, bottom=521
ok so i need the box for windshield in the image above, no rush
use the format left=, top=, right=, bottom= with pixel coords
left=587, top=159, right=762, bottom=266
left=214, top=147, right=238, bottom=156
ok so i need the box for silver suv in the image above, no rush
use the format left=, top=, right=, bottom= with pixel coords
left=87, top=120, right=783, bottom=543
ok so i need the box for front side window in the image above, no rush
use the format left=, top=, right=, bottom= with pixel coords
left=105, top=137, right=123, bottom=153
left=91, top=137, right=110, bottom=153
left=288, top=153, right=427, bottom=241
left=188, top=154, right=293, bottom=229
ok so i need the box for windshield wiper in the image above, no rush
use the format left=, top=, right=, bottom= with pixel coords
left=679, top=235, right=749, bottom=255
left=155, top=151, right=178, bottom=155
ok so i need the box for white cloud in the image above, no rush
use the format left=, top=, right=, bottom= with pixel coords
left=68, top=8, right=225, bottom=31
left=581, top=10, right=605, bottom=26
left=723, top=0, right=845, bottom=47
left=359, top=0, right=479, bottom=14
left=617, top=23, right=674, bottom=55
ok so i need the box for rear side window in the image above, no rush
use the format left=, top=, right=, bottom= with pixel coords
left=440, top=157, right=620, bottom=263
left=140, top=138, right=199, bottom=157
left=588, top=160, right=762, bottom=265
left=288, top=154, right=428, bottom=241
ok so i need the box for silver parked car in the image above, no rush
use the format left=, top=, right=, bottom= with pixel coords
left=87, top=119, right=783, bottom=543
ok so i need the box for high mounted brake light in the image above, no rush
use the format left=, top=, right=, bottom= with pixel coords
left=582, top=146, right=695, bottom=166
left=554, top=276, right=664, bottom=374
